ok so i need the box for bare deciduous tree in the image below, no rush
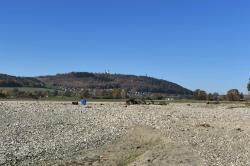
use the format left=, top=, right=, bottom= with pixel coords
left=227, top=89, right=240, bottom=101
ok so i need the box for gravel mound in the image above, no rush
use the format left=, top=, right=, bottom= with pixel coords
left=1, top=101, right=250, bottom=165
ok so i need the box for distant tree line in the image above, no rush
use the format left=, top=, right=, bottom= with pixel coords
left=0, top=88, right=59, bottom=99
left=0, top=87, right=179, bottom=100
left=193, top=89, right=244, bottom=101
left=0, top=88, right=128, bottom=100
left=62, top=88, right=127, bottom=99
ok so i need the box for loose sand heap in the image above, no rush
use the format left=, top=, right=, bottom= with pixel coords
left=1, top=101, right=250, bottom=165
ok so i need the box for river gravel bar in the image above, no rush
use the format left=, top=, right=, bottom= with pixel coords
left=1, top=101, right=250, bottom=165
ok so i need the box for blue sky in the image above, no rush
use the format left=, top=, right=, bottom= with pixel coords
left=0, top=0, right=249, bottom=94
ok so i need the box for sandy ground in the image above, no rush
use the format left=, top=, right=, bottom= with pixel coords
left=1, top=101, right=250, bottom=165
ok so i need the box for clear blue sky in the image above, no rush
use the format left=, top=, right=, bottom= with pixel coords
left=0, top=0, right=249, bottom=94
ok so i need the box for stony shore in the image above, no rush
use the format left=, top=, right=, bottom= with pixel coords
left=1, top=101, right=250, bottom=165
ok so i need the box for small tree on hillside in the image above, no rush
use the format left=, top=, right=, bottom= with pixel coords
left=102, top=90, right=113, bottom=99
left=121, top=89, right=128, bottom=99
left=34, top=91, right=46, bottom=98
left=248, top=81, right=250, bottom=92
left=63, top=90, right=72, bottom=97
left=0, top=90, right=6, bottom=98
left=212, top=92, right=220, bottom=101
left=51, top=90, right=58, bottom=97
left=193, top=89, right=207, bottom=100
left=207, top=93, right=213, bottom=101
left=227, top=89, right=240, bottom=101
left=240, top=93, right=244, bottom=100
left=112, top=88, right=122, bottom=99
left=79, top=90, right=91, bottom=98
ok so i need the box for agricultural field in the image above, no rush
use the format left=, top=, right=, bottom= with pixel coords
left=1, top=101, right=250, bottom=165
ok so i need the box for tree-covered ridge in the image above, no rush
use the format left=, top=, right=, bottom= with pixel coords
left=0, top=74, right=45, bottom=88
left=37, top=72, right=192, bottom=95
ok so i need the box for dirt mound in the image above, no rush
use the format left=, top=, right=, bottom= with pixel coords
left=63, top=126, right=202, bottom=166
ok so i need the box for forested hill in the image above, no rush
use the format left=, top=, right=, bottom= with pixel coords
left=37, top=72, right=192, bottom=95
left=0, top=72, right=192, bottom=95
left=0, top=74, right=45, bottom=88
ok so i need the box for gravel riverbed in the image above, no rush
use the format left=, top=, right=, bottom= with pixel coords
left=1, top=101, right=250, bottom=165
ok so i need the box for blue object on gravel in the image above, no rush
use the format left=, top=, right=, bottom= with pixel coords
left=81, top=99, right=87, bottom=105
